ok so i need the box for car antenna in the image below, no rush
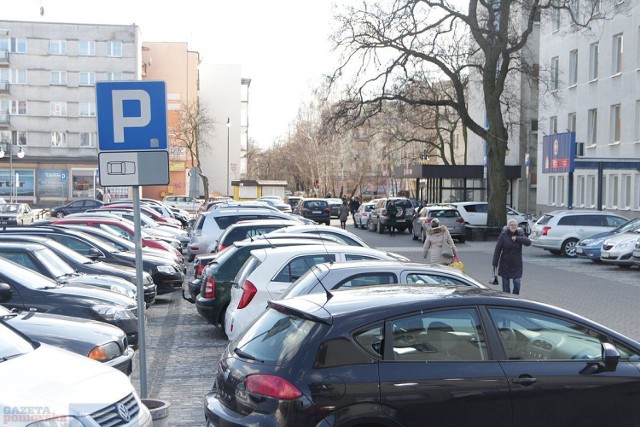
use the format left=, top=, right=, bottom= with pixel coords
left=302, top=258, right=334, bottom=302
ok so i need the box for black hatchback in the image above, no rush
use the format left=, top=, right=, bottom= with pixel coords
left=293, top=198, right=331, bottom=225
left=206, top=285, right=640, bottom=427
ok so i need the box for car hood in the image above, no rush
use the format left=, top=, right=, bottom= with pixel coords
left=603, top=231, right=640, bottom=245
left=579, top=230, right=616, bottom=244
left=65, top=274, right=136, bottom=297
left=0, top=344, right=133, bottom=414
left=46, top=283, right=136, bottom=307
left=6, top=311, right=125, bottom=353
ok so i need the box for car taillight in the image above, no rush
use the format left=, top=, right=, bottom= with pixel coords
left=237, top=280, right=257, bottom=309
left=302, top=208, right=310, bottom=214
left=542, top=226, right=551, bottom=236
left=195, top=263, right=205, bottom=278
left=246, top=375, right=302, bottom=399
left=218, top=244, right=227, bottom=252
left=203, top=276, right=216, bottom=299
left=324, top=208, right=330, bottom=213
left=456, top=218, right=464, bottom=223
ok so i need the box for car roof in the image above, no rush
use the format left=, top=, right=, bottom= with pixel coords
left=202, top=207, right=282, bottom=216
left=248, top=244, right=394, bottom=262
left=0, top=241, right=45, bottom=251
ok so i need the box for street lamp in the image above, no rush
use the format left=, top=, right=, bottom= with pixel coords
left=226, top=117, right=231, bottom=197
left=0, top=143, right=25, bottom=202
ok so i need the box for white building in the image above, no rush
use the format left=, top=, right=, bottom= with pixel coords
left=537, top=4, right=640, bottom=218
left=0, top=20, right=139, bottom=203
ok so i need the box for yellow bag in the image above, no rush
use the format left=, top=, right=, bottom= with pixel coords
left=449, top=256, right=464, bottom=272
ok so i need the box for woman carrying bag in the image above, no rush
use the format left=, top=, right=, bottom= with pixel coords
left=492, top=219, right=531, bottom=294
left=422, top=218, right=458, bottom=265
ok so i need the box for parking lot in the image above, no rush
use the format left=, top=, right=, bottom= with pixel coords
left=131, top=221, right=640, bottom=426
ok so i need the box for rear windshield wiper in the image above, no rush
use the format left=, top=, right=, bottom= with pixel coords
left=233, top=347, right=264, bottom=363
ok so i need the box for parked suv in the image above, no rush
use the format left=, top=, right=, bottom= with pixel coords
left=368, top=197, right=415, bottom=234
left=293, top=198, right=331, bottom=225
left=529, top=210, right=628, bottom=257
left=451, top=202, right=533, bottom=234
left=411, top=204, right=466, bottom=242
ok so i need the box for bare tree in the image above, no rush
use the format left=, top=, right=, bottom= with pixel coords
left=172, top=100, right=215, bottom=201
left=329, top=0, right=623, bottom=226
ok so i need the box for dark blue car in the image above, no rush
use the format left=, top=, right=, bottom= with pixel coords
left=50, top=198, right=103, bottom=218
left=576, top=217, right=640, bottom=261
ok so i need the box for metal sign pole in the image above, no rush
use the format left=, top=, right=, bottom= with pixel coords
left=133, top=188, right=148, bottom=397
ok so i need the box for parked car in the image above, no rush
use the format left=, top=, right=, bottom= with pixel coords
left=451, top=202, right=533, bottom=234
left=411, top=204, right=466, bottom=242
left=265, top=223, right=371, bottom=247
left=207, top=284, right=640, bottom=427
left=0, top=226, right=182, bottom=295
left=632, top=237, right=640, bottom=267
left=599, top=226, right=640, bottom=267
left=49, top=198, right=104, bottom=218
left=0, top=202, right=34, bottom=225
left=0, top=320, right=151, bottom=426
left=186, top=237, right=345, bottom=329
left=188, top=207, right=299, bottom=261
left=281, top=260, right=486, bottom=301
left=529, top=210, right=628, bottom=257
left=1, top=305, right=134, bottom=374
left=285, top=196, right=303, bottom=210
left=0, top=257, right=140, bottom=346
left=293, top=198, right=331, bottom=225
left=326, top=197, right=344, bottom=218
left=0, top=233, right=157, bottom=305
left=102, top=201, right=183, bottom=228
left=575, top=217, right=640, bottom=261
left=353, top=201, right=376, bottom=229
left=225, top=244, right=410, bottom=340
left=0, top=241, right=137, bottom=300
left=214, top=219, right=301, bottom=252
left=368, top=197, right=415, bottom=233
left=256, top=196, right=293, bottom=213
left=162, top=194, right=204, bottom=213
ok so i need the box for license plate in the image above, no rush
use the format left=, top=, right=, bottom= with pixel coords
left=576, top=248, right=583, bottom=254
left=448, top=227, right=454, bottom=231
left=601, top=252, right=610, bottom=259
left=312, top=211, right=321, bottom=214
left=633, top=250, right=640, bottom=257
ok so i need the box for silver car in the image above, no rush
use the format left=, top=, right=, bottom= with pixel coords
left=599, top=226, right=640, bottom=267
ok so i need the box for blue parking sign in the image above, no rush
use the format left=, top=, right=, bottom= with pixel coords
left=96, top=81, right=168, bottom=151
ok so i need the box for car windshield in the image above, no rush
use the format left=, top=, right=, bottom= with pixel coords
left=0, top=258, right=60, bottom=290
left=233, top=308, right=315, bottom=364
left=32, top=247, right=76, bottom=277
left=0, top=204, right=19, bottom=213
left=0, top=322, right=34, bottom=360
left=615, top=218, right=640, bottom=233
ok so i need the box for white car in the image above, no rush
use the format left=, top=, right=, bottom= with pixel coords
left=600, top=228, right=640, bottom=267
left=162, top=195, right=204, bottom=212
left=224, top=244, right=410, bottom=340
left=264, top=224, right=371, bottom=247
left=450, top=202, right=533, bottom=233
left=0, top=321, right=152, bottom=426
left=353, top=202, right=376, bottom=229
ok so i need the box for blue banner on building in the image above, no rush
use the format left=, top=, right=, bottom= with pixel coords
left=542, top=132, right=575, bottom=173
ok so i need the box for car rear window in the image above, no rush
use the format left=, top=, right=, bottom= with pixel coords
left=430, top=209, right=461, bottom=218
left=233, top=309, right=316, bottom=364
left=305, top=200, right=328, bottom=209
left=536, top=214, right=554, bottom=225
left=394, top=199, right=413, bottom=209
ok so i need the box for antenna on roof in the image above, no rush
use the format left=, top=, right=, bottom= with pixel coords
left=302, top=258, right=334, bottom=303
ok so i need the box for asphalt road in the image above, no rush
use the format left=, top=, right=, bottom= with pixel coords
left=131, top=218, right=640, bottom=426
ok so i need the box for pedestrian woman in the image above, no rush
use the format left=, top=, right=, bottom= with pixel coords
left=387, top=200, right=398, bottom=236
left=492, top=219, right=531, bottom=295
left=422, top=218, right=457, bottom=264
left=338, top=199, right=350, bottom=230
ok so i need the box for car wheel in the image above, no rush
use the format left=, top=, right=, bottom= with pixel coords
left=459, top=236, right=466, bottom=243
left=367, top=219, right=375, bottom=232
left=377, top=221, right=385, bottom=234
left=561, top=238, right=579, bottom=257
left=56, top=212, right=65, bottom=218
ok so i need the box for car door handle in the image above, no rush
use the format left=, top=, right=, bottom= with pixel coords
left=511, top=375, right=537, bottom=386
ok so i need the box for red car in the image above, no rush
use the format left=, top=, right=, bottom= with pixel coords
left=102, top=202, right=182, bottom=228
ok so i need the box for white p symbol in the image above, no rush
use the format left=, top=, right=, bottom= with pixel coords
left=112, top=90, right=151, bottom=143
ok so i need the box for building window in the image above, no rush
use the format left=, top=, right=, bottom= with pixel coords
left=11, top=70, right=27, bottom=84
left=589, top=42, right=598, bottom=80
left=79, top=40, right=95, bottom=56
left=50, top=102, right=67, bottom=116
left=10, top=100, right=26, bottom=115
left=51, top=131, right=67, bottom=147
left=576, top=175, right=585, bottom=207
left=587, top=108, right=597, bottom=146
left=612, top=33, right=623, bottom=75
left=50, top=40, right=67, bottom=55
left=80, top=132, right=97, bottom=148
left=107, top=41, right=122, bottom=57
left=601, top=175, right=608, bottom=207
left=79, top=72, right=95, bottom=86
left=634, top=175, right=640, bottom=210
left=567, top=112, right=576, bottom=133
left=611, top=175, right=619, bottom=208
left=610, top=104, right=621, bottom=143
left=549, top=176, right=556, bottom=205
left=0, top=130, right=26, bottom=146
left=79, top=103, right=96, bottom=117
left=587, top=175, right=595, bottom=207
left=50, top=71, right=67, bottom=86
left=569, top=0, right=580, bottom=22
left=108, top=72, right=123, bottom=81
left=551, top=57, right=559, bottom=90
left=557, top=176, right=565, bottom=206
left=549, top=116, right=558, bottom=134
left=552, top=7, right=561, bottom=32
left=591, top=0, right=601, bottom=15
left=569, top=50, right=578, bottom=86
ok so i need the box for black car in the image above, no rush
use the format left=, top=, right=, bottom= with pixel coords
left=0, top=241, right=138, bottom=300
left=0, top=305, right=134, bottom=375
left=0, top=257, right=140, bottom=346
left=186, top=238, right=342, bottom=328
left=206, top=285, right=640, bottom=427
left=292, top=198, right=331, bottom=225
left=0, top=226, right=184, bottom=295
left=49, top=198, right=104, bottom=218
left=0, top=234, right=157, bottom=304
left=368, top=196, right=415, bottom=233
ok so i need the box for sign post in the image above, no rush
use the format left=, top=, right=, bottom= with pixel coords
left=96, top=81, right=170, bottom=398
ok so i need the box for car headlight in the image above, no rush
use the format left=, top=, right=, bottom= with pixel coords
left=88, top=341, right=122, bottom=362
left=92, top=304, right=136, bottom=321
left=27, top=416, right=84, bottom=427
left=110, top=285, right=136, bottom=299
left=616, top=241, right=635, bottom=250
left=156, top=265, right=176, bottom=274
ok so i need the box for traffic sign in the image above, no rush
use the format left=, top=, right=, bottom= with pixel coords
left=98, top=151, right=170, bottom=186
left=96, top=81, right=168, bottom=151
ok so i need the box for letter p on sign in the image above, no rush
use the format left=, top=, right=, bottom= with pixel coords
left=112, top=90, right=151, bottom=143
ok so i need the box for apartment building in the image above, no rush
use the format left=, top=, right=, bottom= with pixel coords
left=0, top=20, right=140, bottom=204
left=537, top=3, right=640, bottom=217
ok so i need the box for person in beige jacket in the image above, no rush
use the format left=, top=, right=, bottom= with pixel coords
left=422, top=218, right=457, bottom=264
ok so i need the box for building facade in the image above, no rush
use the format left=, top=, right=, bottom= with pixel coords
left=0, top=20, right=139, bottom=205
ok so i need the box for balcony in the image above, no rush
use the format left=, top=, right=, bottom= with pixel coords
left=0, top=50, right=8, bottom=66
left=0, top=112, right=9, bottom=128
left=0, top=81, right=9, bottom=93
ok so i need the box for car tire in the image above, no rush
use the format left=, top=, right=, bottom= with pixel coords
left=367, top=219, right=375, bottom=232
left=56, top=212, right=65, bottom=218
left=561, top=238, right=579, bottom=257
left=377, top=221, right=385, bottom=234
left=459, top=236, right=466, bottom=243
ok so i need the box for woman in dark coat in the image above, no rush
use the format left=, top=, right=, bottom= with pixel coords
left=492, top=219, right=531, bottom=294
left=387, top=200, right=398, bottom=236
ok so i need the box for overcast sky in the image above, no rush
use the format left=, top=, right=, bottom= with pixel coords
left=5, top=0, right=343, bottom=148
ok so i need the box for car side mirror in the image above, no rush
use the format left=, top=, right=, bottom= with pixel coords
left=87, top=247, right=103, bottom=260
left=0, top=283, right=12, bottom=302
left=602, top=342, right=620, bottom=371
